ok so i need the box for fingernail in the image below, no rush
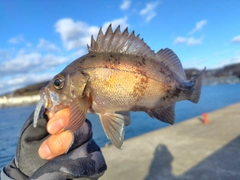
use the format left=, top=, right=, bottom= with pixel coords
left=48, top=119, right=64, bottom=134
left=39, top=144, right=51, bottom=159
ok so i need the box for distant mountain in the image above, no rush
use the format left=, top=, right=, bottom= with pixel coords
left=3, top=62, right=240, bottom=97
left=12, top=81, right=49, bottom=96
left=185, top=63, right=240, bottom=79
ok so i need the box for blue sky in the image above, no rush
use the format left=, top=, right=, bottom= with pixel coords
left=0, top=0, right=240, bottom=95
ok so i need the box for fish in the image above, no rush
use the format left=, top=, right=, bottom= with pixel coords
left=33, top=24, right=205, bottom=149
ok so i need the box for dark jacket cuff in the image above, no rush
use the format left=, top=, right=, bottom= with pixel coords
left=2, top=159, right=28, bottom=180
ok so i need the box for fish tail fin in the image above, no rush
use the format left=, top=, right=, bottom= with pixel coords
left=189, top=67, right=206, bottom=103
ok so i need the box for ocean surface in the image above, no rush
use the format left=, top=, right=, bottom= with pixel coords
left=0, top=83, right=240, bottom=169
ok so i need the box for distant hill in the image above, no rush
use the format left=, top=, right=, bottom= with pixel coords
left=12, top=81, right=49, bottom=96
left=4, top=62, right=240, bottom=97
left=223, top=63, right=240, bottom=78
left=185, top=63, right=240, bottom=80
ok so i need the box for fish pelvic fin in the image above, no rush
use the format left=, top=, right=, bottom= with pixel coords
left=66, top=96, right=90, bottom=132
left=117, top=111, right=131, bottom=126
left=99, top=112, right=125, bottom=149
left=147, top=104, right=175, bottom=125
left=189, top=67, right=206, bottom=103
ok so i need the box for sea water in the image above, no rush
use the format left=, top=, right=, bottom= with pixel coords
left=0, top=83, right=240, bottom=168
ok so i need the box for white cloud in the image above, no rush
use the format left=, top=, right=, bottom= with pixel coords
left=232, top=35, right=240, bottom=43
left=174, top=20, right=206, bottom=46
left=8, top=35, right=25, bottom=44
left=55, top=18, right=99, bottom=50
left=0, top=49, right=69, bottom=95
left=0, top=52, right=42, bottom=75
left=187, top=37, right=203, bottom=45
left=189, top=20, right=207, bottom=35
left=102, top=16, right=129, bottom=32
left=140, top=1, right=159, bottom=22
left=174, top=36, right=203, bottom=46
left=120, top=0, right=131, bottom=10
left=43, top=54, right=68, bottom=66
left=70, top=49, right=87, bottom=60
left=0, top=50, right=69, bottom=76
left=0, top=49, right=13, bottom=62
left=0, top=73, right=54, bottom=95
left=55, top=17, right=129, bottom=50
left=1, top=18, right=131, bottom=95
left=37, top=38, right=59, bottom=52
left=174, top=37, right=187, bottom=44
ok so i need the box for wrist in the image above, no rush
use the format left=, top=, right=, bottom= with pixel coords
left=2, top=160, right=28, bottom=180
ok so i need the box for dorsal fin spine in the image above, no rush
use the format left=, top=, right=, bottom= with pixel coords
left=116, top=28, right=131, bottom=53
left=90, top=35, right=95, bottom=51
left=140, top=42, right=150, bottom=56
left=113, top=27, right=128, bottom=52
left=103, top=24, right=113, bottom=51
left=124, top=31, right=137, bottom=53
left=110, top=25, right=122, bottom=52
left=96, top=28, right=104, bottom=51
left=97, top=27, right=103, bottom=41
left=105, top=25, right=116, bottom=51
left=126, top=34, right=140, bottom=54
left=130, top=35, right=142, bottom=53
left=87, top=24, right=155, bottom=59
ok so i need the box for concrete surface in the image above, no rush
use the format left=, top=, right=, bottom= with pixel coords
left=100, top=103, right=240, bottom=180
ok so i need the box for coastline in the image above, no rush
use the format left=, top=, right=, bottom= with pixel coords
left=0, top=95, right=39, bottom=108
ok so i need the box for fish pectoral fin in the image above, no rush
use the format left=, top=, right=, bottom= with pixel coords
left=116, top=111, right=131, bottom=126
left=147, top=104, right=175, bottom=125
left=99, top=113, right=125, bottom=149
left=66, top=96, right=90, bottom=132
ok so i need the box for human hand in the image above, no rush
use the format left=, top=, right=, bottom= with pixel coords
left=38, top=108, right=74, bottom=159
left=2, top=108, right=107, bottom=180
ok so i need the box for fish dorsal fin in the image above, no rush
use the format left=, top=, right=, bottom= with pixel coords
left=156, top=48, right=186, bottom=80
left=88, top=24, right=155, bottom=58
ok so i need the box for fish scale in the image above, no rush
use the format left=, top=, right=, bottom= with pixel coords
left=33, top=24, right=205, bottom=149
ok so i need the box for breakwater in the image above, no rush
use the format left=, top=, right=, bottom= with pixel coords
left=101, top=103, right=240, bottom=179
left=0, top=95, right=39, bottom=108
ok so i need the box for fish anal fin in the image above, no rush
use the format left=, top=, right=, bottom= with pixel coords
left=66, top=96, right=90, bottom=132
left=99, top=113, right=125, bottom=149
left=147, top=104, right=175, bottom=125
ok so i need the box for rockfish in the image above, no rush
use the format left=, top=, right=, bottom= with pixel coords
left=34, top=24, right=205, bottom=148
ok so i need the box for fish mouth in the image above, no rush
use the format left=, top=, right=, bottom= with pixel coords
left=33, top=92, right=47, bottom=128
left=33, top=88, right=65, bottom=128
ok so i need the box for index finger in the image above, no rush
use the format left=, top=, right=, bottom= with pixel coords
left=46, top=108, right=70, bottom=134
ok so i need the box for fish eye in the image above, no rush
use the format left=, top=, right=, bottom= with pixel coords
left=53, top=75, right=64, bottom=90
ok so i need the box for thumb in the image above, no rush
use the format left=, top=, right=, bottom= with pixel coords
left=38, top=130, right=73, bottom=160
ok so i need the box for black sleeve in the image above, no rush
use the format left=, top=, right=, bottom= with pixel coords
left=2, top=111, right=107, bottom=180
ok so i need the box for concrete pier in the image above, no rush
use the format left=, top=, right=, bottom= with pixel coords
left=100, top=103, right=240, bottom=179
left=0, top=95, right=39, bottom=108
